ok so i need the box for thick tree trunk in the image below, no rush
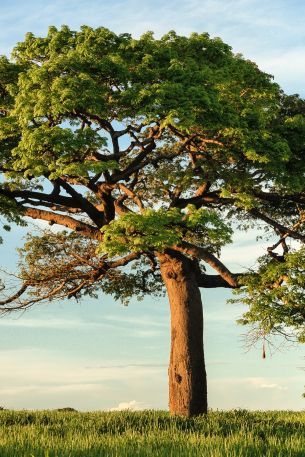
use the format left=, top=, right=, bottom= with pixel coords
left=158, top=251, right=207, bottom=417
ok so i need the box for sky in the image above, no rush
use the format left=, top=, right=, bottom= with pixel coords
left=0, top=0, right=304, bottom=412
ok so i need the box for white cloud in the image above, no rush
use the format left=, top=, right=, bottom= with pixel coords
left=243, top=377, right=288, bottom=391
left=109, top=400, right=151, bottom=411
left=259, top=383, right=288, bottom=391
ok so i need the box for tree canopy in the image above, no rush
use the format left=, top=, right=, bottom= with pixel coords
left=0, top=25, right=305, bottom=345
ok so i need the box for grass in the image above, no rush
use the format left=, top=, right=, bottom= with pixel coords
left=0, top=409, right=304, bottom=456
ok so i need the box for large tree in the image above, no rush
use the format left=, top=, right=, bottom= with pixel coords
left=0, top=26, right=304, bottom=416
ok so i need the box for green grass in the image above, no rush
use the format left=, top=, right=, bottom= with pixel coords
left=0, top=409, right=304, bottom=456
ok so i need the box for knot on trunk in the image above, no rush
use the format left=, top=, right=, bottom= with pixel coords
left=166, top=271, right=178, bottom=280
left=175, top=373, right=182, bottom=384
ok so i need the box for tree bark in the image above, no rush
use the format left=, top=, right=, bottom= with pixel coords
left=158, top=250, right=207, bottom=417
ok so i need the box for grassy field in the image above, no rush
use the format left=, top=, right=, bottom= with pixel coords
left=0, top=409, right=304, bottom=456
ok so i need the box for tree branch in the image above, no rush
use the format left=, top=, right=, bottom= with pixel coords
left=249, top=208, right=305, bottom=242
left=174, top=241, right=239, bottom=287
left=117, top=183, right=144, bottom=211
left=110, top=138, right=156, bottom=183
left=0, top=187, right=79, bottom=209
left=108, top=252, right=141, bottom=268
left=0, top=284, right=28, bottom=305
left=196, top=273, right=242, bottom=288
left=23, top=207, right=103, bottom=240
left=254, top=191, right=305, bottom=206
left=56, top=178, right=105, bottom=227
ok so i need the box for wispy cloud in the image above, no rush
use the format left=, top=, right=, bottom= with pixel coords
left=0, top=317, right=98, bottom=329
left=0, top=314, right=167, bottom=338
left=0, top=348, right=165, bottom=386
left=0, top=354, right=163, bottom=409
left=0, top=383, right=104, bottom=396
left=85, top=363, right=167, bottom=369
left=258, top=383, right=288, bottom=391
left=0, top=348, right=302, bottom=410
left=0, top=347, right=166, bottom=410
left=241, top=377, right=288, bottom=391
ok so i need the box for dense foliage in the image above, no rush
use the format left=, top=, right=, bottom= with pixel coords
left=0, top=25, right=304, bottom=346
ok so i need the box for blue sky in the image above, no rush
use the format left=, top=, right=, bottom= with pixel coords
left=0, top=0, right=304, bottom=411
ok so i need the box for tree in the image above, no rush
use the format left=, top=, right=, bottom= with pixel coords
left=0, top=26, right=304, bottom=417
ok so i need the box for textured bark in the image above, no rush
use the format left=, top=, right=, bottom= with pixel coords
left=175, top=241, right=238, bottom=287
left=23, top=207, right=103, bottom=240
left=158, top=251, right=207, bottom=417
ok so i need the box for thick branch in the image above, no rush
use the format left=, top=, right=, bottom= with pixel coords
left=23, top=207, right=103, bottom=240
left=196, top=273, right=242, bottom=288
left=174, top=241, right=239, bottom=287
left=19, top=199, right=82, bottom=214
left=0, top=185, right=105, bottom=227
left=108, top=252, right=141, bottom=268
left=0, top=188, right=78, bottom=209
left=170, top=191, right=223, bottom=209
left=117, top=183, right=144, bottom=210
left=56, top=179, right=105, bottom=227
left=254, top=191, right=305, bottom=206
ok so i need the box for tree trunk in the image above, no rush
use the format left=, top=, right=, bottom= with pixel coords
left=158, top=250, right=207, bottom=417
